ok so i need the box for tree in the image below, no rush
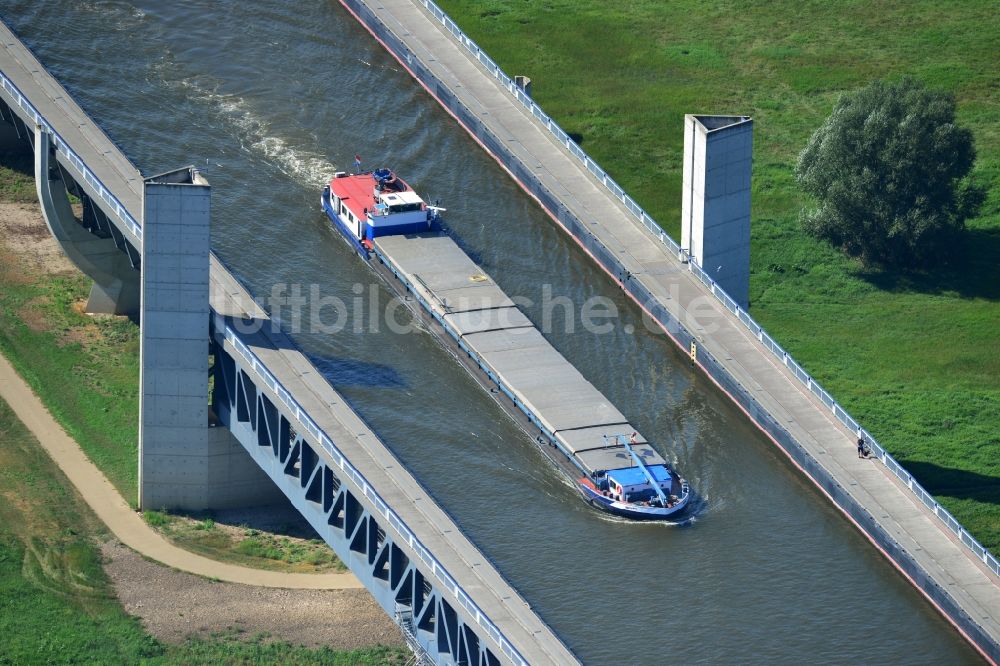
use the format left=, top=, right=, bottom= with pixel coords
left=796, top=77, right=980, bottom=268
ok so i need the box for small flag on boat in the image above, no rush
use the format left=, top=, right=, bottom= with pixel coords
left=354, top=154, right=362, bottom=170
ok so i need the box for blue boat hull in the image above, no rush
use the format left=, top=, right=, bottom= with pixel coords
left=577, top=481, right=690, bottom=521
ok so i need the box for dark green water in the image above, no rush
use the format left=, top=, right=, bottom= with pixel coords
left=0, top=1, right=981, bottom=663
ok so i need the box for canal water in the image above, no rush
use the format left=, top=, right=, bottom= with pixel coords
left=0, top=1, right=981, bottom=663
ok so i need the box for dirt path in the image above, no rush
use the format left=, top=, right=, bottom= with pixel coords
left=0, top=201, right=75, bottom=275
left=0, top=351, right=361, bottom=590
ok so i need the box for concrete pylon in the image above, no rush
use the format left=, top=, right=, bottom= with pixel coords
left=138, top=167, right=283, bottom=511
left=138, top=166, right=212, bottom=511
left=681, top=115, right=753, bottom=309
left=33, top=124, right=140, bottom=317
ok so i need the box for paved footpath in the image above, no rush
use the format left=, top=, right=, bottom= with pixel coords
left=0, top=352, right=361, bottom=590
left=345, top=0, right=1000, bottom=660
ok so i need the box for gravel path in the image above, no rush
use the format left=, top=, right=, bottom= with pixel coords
left=0, top=351, right=361, bottom=589
left=102, top=541, right=404, bottom=649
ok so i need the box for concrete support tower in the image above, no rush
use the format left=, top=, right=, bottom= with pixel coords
left=138, top=167, right=283, bottom=510
left=681, top=115, right=753, bottom=309
left=138, top=167, right=212, bottom=510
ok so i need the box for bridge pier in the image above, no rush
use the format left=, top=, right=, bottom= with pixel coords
left=84, top=270, right=141, bottom=318
left=33, top=124, right=141, bottom=317
left=138, top=167, right=282, bottom=511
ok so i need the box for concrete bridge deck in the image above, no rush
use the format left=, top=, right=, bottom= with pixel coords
left=0, top=19, right=576, bottom=665
left=0, top=24, right=141, bottom=240
left=342, top=0, right=1000, bottom=660
left=209, top=257, right=576, bottom=665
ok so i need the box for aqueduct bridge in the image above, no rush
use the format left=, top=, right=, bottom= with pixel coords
left=0, top=16, right=576, bottom=666
left=1, top=1, right=998, bottom=662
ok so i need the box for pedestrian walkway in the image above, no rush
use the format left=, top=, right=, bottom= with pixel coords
left=0, top=352, right=361, bottom=590
left=342, top=1, right=1000, bottom=660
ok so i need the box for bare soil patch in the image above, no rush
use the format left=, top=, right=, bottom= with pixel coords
left=101, top=540, right=404, bottom=650
left=59, top=304, right=103, bottom=346
left=16, top=296, right=51, bottom=332
left=0, top=246, right=30, bottom=285
left=0, top=202, right=74, bottom=275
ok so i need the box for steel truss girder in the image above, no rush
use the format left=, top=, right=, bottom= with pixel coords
left=212, top=336, right=503, bottom=666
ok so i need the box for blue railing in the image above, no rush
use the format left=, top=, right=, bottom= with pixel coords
left=219, top=321, right=530, bottom=666
left=414, top=0, right=999, bottom=579
left=0, top=69, right=143, bottom=240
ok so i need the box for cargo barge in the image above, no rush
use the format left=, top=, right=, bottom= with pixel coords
left=321, top=168, right=690, bottom=520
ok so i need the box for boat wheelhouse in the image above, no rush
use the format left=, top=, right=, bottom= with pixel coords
left=321, top=168, right=438, bottom=254
left=577, top=434, right=689, bottom=520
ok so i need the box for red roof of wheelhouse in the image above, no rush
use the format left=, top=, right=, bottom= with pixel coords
left=330, top=173, right=377, bottom=221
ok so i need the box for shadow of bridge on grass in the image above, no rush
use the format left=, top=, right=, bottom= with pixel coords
left=903, top=460, right=1000, bottom=507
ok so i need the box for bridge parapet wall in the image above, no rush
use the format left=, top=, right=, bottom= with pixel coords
left=206, top=287, right=575, bottom=664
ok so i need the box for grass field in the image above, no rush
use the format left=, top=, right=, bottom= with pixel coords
left=435, top=0, right=1000, bottom=549
left=0, top=154, right=140, bottom=502
left=0, top=397, right=405, bottom=665
left=0, top=152, right=348, bottom=572
left=143, top=510, right=347, bottom=574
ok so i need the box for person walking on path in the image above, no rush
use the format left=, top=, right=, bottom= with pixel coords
left=857, top=429, right=867, bottom=459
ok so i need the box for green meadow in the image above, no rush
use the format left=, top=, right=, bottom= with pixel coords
left=0, top=397, right=405, bottom=665
left=0, top=154, right=141, bottom=502
left=436, top=0, right=1000, bottom=548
